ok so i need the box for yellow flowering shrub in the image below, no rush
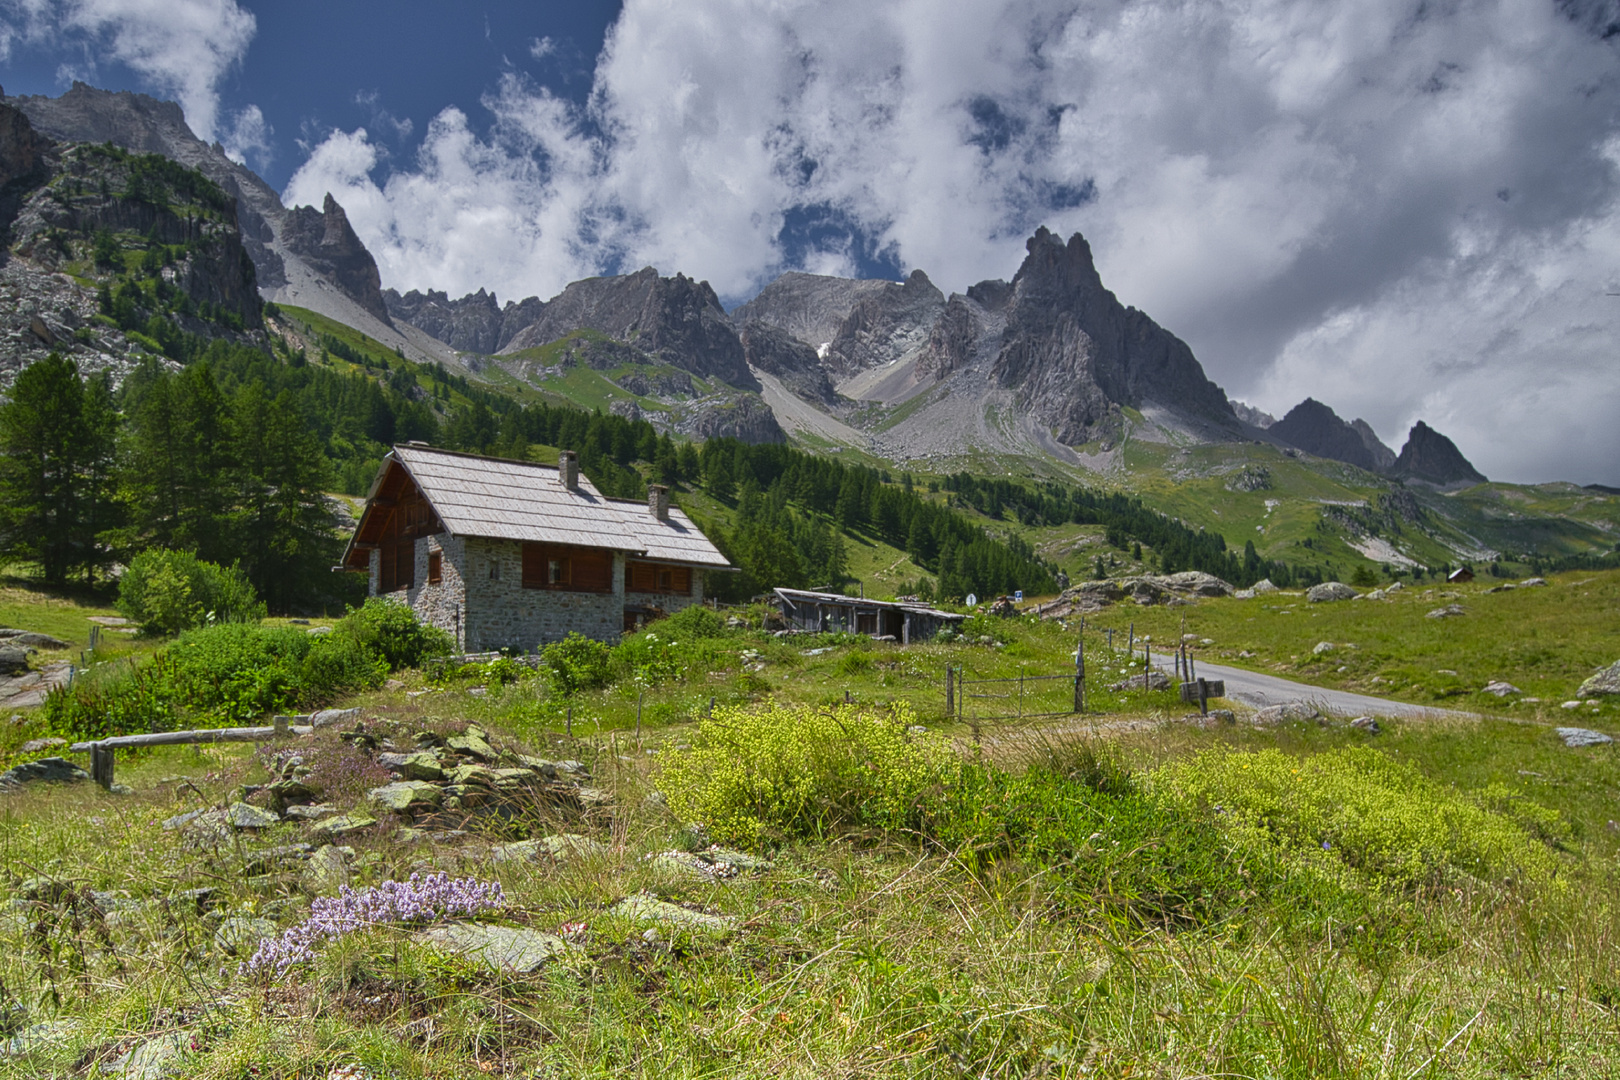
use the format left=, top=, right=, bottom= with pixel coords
left=656, top=701, right=960, bottom=847
left=1155, top=747, right=1564, bottom=892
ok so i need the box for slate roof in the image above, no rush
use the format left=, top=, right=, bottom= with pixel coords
left=347, top=445, right=731, bottom=568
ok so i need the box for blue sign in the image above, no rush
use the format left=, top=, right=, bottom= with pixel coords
left=1015, top=590, right=1023, bottom=601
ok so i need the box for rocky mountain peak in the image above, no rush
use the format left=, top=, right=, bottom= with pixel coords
left=731, top=270, right=892, bottom=349
left=1393, top=420, right=1486, bottom=487
left=281, top=194, right=391, bottom=324
left=990, top=228, right=1236, bottom=444
left=1268, top=399, right=1379, bottom=472
left=823, top=268, right=945, bottom=375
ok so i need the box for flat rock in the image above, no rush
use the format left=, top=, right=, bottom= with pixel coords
left=612, top=892, right=735, bottom=932
left=226, top=802, right=282, bottom=829
left=1349, top=716, right=1382, bottom=734
left=307, top=811, right=378, bottom=837
left=106, top=1030, right=190, bottom=1078
left=1577, top=660, right=1620, bottom=698
left=489, top=833, right=608, bottom=864
left=445, top=734, right=497, bottom=761
left=0, top=646, right=30, bottom=676
left=214, top=916, right=277, bottom=955
left=1520, top=577, right=1548, bottom=587
left=705, top=845, right=775, bottom=873
left=376, top=751, right=445, bottom=781
left=310, top=707, right=361, bottom=729
left=1, top=1019, right=77, bottom=1058
left=1253, top=702, right=1320, bottom=725
left=1555, top=727, right=1614, bottom=748
left=283, top=803, right=336, bottom=821
left=1482, top=680, right=1521, bottom=697
left=18, top=737, right=65, bottom=753
left=1312, top=641, right=1336, bottom=655
left=1108, top=670, right=1171, bottom=692
left=1426, top=604, right=1466, bottom=619
left=240, top=843, right=312, bottom=875
left=418, top=923, right=572, bottom=972
left=4, top=632, right=68, bottom=649
left=1306, top=582, right=1358, bottom=603
left=0, top=756, right=88, bottom=786
left=368, top=781, right=442, bottom=813
left=645, top=850, right=736, bottom=879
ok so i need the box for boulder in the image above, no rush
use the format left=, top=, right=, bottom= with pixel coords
left=1482, top=681, right=1521, bottom=697
left=368, top=781, right=443, bottom=813
left=105, top=1030, right=191, bottom=1079
left=376, top=751, right=445, bottom=781
left=0, top=646, right=28, bottom=676
left=308, top=811, right=378, bottom=837
left=283, top=803, right=336, bottom=821
left=301, top=844, right=352, bottom=894
left=445, top=733, right=498, bottom=761
left=1253, top=702, right=1320, bottom=724
left=1162, top=571, right=1234, bottom=597
left=0, top=756, right=88, bottom=787
left=612, top=891, right=735, bottom=932
left=417, top=924, right=573, bottom=973
left=1426, top=604, right=1466, bottom=619
left=225, top=802, right=282, bottom=829
left=1306, top=582, right=1358, bottom=603
left=1312, top=642, right=1336, bottom=655
left=18, top=737, right=65, bottom=754
left=1250, top=579, right=1279, bottom=595
left=1577, top=660, right=1620, bottom=699
left=4, top=632, right=68, bottom=649
left=309, top=707, right=360, bottom=729
left=1555, top=727, right=1613, bottom=748
left=1350, top=717, right=1382, bottom=734
left=1519, top=577, right=1548, bottom=587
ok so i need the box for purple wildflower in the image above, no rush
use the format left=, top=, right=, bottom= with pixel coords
left=241, top=872, right=505, bottom=977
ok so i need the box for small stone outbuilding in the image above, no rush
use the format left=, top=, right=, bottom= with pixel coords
left=341, top=445, right=732, bottom=650
left=771, top=588, right=963, bottom=643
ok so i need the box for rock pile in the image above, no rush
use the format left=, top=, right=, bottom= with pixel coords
left=1036, top=572, right=1233, bottom=617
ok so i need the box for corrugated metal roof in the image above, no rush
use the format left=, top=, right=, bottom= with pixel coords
left=772, top=587, right=963, bottom=620
left=383, top=446, right=732, bottom=568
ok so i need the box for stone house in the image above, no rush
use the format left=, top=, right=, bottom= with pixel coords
left=341, top=444, right=732, bottom=650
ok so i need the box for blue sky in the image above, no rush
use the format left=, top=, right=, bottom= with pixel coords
left=3, top=0, right=1620, bottom=485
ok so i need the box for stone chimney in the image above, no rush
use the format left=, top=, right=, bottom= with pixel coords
left=558, top=450, right=578, bottom=492
left=649, top=484, right=670, bottom=521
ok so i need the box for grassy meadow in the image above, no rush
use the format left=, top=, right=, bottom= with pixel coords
left=0, top=573, right=1617, bottom=1076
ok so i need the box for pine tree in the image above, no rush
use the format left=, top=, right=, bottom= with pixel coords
left=0, top=354, right=117, bottom=584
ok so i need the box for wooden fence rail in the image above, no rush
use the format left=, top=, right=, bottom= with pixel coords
left=71, top=719, right=308, bottom=789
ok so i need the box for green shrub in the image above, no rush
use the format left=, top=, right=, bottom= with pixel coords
left=543, top=632, right=613, bottom=696
left=117, top=549, right=266, bottom=635
left=612, top=629, right=684, bottom=687
left=298, top=633, right=385, bottom=704
left=657, top=604, right=728, bottom=640
left=1155, top=747, right=1565, bottom=892
left=656, top=701, right=958, bottom=847
left=331, top=597, right=454, bottom=671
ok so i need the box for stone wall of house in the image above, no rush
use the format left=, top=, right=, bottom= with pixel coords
left=461, top=537, right=624, bottom=651
left=368, top=535, right=713, bottom=650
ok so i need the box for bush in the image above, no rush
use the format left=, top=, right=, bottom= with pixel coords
left=656, top=701, right=958, bottom=847
left=1155, top=747, right=1564, bottom=892
left=117, top=549, right=267, bottom=636
left=543, top=632, right=613, bottom=696
left=332, top=597, right=453, bottom=671
left=298, top=633, right=386, bottom=704
left=657, top=604, right=728, bottom=640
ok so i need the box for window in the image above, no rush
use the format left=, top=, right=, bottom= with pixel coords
left=488, top=559, right=500, bottom=581
left=523, top=544, right=612, bottom=592
left=628, top=561, right=691, bottom=595
left=426, top=551, right=442, bottom=584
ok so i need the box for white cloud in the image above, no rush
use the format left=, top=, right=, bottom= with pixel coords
left=220, top=102, right=270, bottom=167
left=529, top=35, right=555, bottom=59
left=3, top=0, right=256, bottom=141
left=286, top=0, right=1620, bottom=483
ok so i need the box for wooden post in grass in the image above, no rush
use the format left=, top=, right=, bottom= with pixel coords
left=945, top=665, right=954, bottom=717
left=845, top=689, right=851, bottom=705
left=636, top=691, right=644, bottom=741
left=708, top=696, right=716, bottom=717
left=89, top=743, right=113, bottom=789
left=1143, top=643, right=1151, bottom=691
left=273, top=714, right=289, bottom=738
left=1073, top=636, right=1085, bottom=714
left=1198, top=677, right=1209, bottom=717
left=566, top=706, right=573, bottom=738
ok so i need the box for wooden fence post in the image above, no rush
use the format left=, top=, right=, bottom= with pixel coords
left=90, top=743, right=113, bottom=789
left=1073, top=637, right=1085, bottom=714
left=945, top=665, right=954, bottom=717
left=566, top=706, right=573, bottom=738
left=1143, top=643, right=1151, bottom=691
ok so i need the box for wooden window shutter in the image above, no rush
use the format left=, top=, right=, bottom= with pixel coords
left=573, top=550, right=613, bottom=592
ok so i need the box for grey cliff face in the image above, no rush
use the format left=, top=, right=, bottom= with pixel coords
left=822, top=269, right=945, bottom=376
left=0, top=102, right=43, bottom=189
left=990, top=228, right=1236, bottom=444
left=1351, top=419, right=1398, bottom=471
left=6, top=82, right=393, bottom=323
left=383, top=288, right=503, bottom=354
left=1393, top=420, right=1486, bottom=487
left=730, top=271, right=891, bottom=349
left=280, top=194, right=391, bottom=324
left=738, top=321, right=839, bottom=406
left=498, top=267, right=758, bottom=390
